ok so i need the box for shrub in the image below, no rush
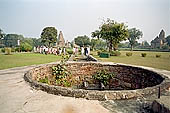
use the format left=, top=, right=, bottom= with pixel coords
left=99, top=52, right=110, bottom=58
left=1, top=48, right=5, bottom=53
left=97, top=51, right=101, bottom=56
left=110, top=51, right=121, bottom=56
left=141, top=53, right=147, bottom=57
left=15, top=47, right=20, bottom=52
left=67, top=50, right=73, bottom=54
left=156, top=54, right=161, bottom=58
left=92, top=70, right=115, bottom=86
left=52, top=63, right=72, bottom=87
left=11, top=48, right=15, bottom=52
left=126, top=52, right=132, bottom=56
left=5, top=48, right=12, bottom=55
left=39, top=77, right=48, bottom=84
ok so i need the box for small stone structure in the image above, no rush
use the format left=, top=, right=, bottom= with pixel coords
left=24, top=62, right=170, bottom=101
left=151, top=29, right=166, bottom=49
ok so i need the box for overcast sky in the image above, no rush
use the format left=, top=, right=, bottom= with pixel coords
left=0, top=0, right=169, bottom=42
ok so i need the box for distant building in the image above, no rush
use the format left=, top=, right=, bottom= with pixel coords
left=151, top=30, right=166, bottom=49
left=57, top=31, right=65, bottom=47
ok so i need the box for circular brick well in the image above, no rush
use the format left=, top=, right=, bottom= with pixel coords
left=24, top=62, right=170, bottom=101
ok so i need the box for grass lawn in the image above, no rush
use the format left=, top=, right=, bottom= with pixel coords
left=0, top=53, right=62, bottom=70
left=93, top=51, right=170, bottom=71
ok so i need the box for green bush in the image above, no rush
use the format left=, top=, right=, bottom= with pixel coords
left=67, top=50, right=73, bottom=54
left=39, top=77, right=48, bottom=84
left=126, top=52, right=132, bottom=56
left=1, top=48, right=5, bottom=53
left=92, top=70, right=115, bottom=86
left=110, top=51, right=121, bottom=56
left=99, top=52, right=110, bottom=58
left=21, top=42, right=33, bottom=52
left=5, top=48, right=12, bottom=55
left=141, top=53, right=147, bottom=57
left=97, top=51, right=101, bottom=56
left=15, top=47, right=20, bottom=52
left=11, top=48, right=15, bottom=52
left=156, top=54, right=161, bottom=58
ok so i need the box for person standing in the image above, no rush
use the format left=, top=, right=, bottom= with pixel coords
left=87, top=46, right=90, bottom=56
left=63, top=47, right=66, bottom=55
left=81, top=46, right=84, bottom=56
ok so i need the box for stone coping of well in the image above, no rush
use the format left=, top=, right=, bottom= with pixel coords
left=24, top=61, right=170, bottom=101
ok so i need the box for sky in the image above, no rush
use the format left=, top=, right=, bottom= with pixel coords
left=0, top=0, right=169, bottom=43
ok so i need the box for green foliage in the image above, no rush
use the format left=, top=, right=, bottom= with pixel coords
left=99, top=52, right=110, bottom=58
left=110, top=51, right=121, bottom=56
left=92, top=18, right=129, bottom=51
left=97, top=51, right=101, bottom=56
left=126, top=52, right=133, bottom=56
left=162, top=45, right=169, bottom=50
left=41, top=27, right=58, bottom=47
left=128, top=28, right=143, bottom=51
left=52, top=60, right=72, bottom=87
left=21, top=42, right=33, bottom=52
left=5, top=47, right=12, bottom=55
left=166, top=35, right=170, bottom=46
left=39, top=77, right=48, bottom=84
left=1, top=48, right=5, bottom=53
left=0, top=28, right=5, bottom=39
left=3, top=34, right=24, bottom=47
left=52, top=64, right=69, bottom=79
left=141, top=53, right=147, bottom=57
left=74, top=35, right=90, bottom=47
left=56, top=79, right=71, bottom=87
left=156, top=54, right=161, bottom=58
left=67, top=50, right=73, bottom=54
left=92, top=70, right=115, bottom=86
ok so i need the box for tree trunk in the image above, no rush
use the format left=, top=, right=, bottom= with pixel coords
left=109, top=42, right=112, bottom=52
left=130, top=44, right=133, bottom=51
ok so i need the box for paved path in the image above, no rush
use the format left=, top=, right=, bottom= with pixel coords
left=0, top=65, right=109, bottom=113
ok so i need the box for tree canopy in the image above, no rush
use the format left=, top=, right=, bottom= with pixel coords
left=74, top=35, right=90, bottom=47
left=128, top=28, right=143, bottom=50
left=92, top=19, right=129, bottom=51
left=0, top=28, right=5, bottom=39
left=166, top=35, right=170, bottom=46
left=40, top=27, right=58, bottom=47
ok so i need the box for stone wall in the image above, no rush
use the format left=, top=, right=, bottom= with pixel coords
left=24, top=62, right=170, bottom=101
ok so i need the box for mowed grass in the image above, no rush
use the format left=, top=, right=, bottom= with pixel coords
left=0, top=53, right=62, bottom=70
left=93, top=51, right=170, bottom=71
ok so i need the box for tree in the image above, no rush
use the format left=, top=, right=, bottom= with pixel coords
left=166, top=35, right=170, bottom=46
left=40, top=27, right=57, bottom=47
left=74, top=35, right=90, bottom=47
left=128, top=28, right=143, bottom=51
left=142, top=40, right=150, bottom=47
left=92, top=19, right=129, bottom=51
left=3, top=34, right=24, bottom=47
left=21, top=42, right=33, bottom=52
left=91, top=39, right=99, bottom=51
left=0, top=28, right=5, bottom=39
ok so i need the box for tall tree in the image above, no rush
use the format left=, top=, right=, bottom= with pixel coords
left=3, top=34, right=24, bottom=47
left=40, top=27, right=57, bottom=47
left=166, top=35, right=170, bottom=46
left=74, top=35, right=90, bottom=47
left=92, top=19, right=129, bottom=51
left=0, top=28, right=5, bottom=39
left=128, top=28, right=143, bottom=51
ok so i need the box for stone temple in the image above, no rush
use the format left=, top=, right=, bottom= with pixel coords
left=151, top=30, right=166, bottom=49
left=57, top=31, right=65, bottom=47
